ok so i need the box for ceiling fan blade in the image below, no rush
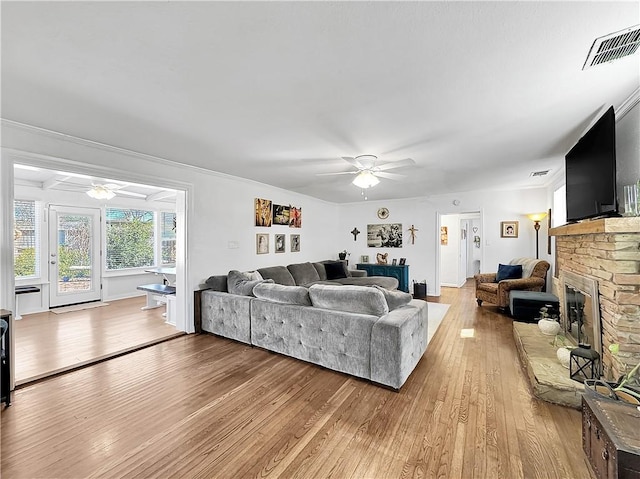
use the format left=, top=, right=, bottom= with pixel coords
left=316, top=171, right=357, bottom=176
left=375, top=171, right=406, bottom=180
left=375, top=158, right=416, bottom=171
left=342, top=156, right=364, bottom=169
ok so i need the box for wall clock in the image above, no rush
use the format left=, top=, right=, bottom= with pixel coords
left=377, top=207, right=389, bottom=219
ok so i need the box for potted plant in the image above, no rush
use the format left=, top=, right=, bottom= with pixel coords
left=537, top=305, right=560, bottom=336
left=338, top=250, right=349, bottom=261
left=584, top=343, right=640, bottom=405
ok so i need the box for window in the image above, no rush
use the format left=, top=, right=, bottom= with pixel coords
left=14, top=199, right=41, bottom=279
left=105, top=208, right=155, bottom=270
left=160, top=211, right=176, bottom=265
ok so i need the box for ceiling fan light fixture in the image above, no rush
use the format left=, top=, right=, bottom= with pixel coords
left=352, top=170, right=380, bottom=189
left=86, top=185, right=116, bottom=200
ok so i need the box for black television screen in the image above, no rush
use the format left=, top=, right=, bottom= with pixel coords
left=565, top=106, right=617, bottom=222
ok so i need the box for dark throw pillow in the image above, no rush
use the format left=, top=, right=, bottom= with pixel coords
left=496, top=264, right=523, bottom=282
left=324, top=261, right=348, bottom=280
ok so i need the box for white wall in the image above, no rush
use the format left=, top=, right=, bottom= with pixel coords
left=338, top=187, right=551, bottom=296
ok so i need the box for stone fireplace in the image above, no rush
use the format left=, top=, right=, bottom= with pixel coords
left=550, top=217, right=640, bottom=381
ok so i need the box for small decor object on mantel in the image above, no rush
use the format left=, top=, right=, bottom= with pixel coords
left=376, top=252, right=388, bottom=264
left=537, top=305, right=560, bottom=336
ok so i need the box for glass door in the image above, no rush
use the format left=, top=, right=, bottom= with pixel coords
left=49, top=206, right=101, bottom=307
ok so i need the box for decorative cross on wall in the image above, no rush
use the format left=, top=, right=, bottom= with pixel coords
left=407, top=224, right=418, bottom=244
left=351, top=227, right=360, bottom=241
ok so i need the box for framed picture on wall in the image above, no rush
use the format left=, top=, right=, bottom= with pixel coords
left=500, top=221, right=519, bottom=238
left=256, top=233, right=269, bottom=254
left=255, top=198, right=273, bottom=227
left=290, top=234, right=300, bottom=252
left=275, top=234, right=285, bottom=253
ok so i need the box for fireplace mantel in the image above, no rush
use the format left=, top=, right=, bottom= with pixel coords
left=550, top=217, right=640, bottom=237
left=548, top=216, right=640, bottom=381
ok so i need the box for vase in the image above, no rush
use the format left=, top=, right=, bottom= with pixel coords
left=338, top=253, right=347, bottom=260
left=557, top=347, right=571, bottom=368
left=538, top=318, right=560, bottom=336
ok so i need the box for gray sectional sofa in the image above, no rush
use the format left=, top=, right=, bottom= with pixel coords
left=195, top=260, right=429, bottom=389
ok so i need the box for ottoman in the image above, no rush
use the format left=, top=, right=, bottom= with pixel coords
left=509, top=290, right=560, bottom=323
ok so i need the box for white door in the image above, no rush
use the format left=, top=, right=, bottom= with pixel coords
left=49, top=206, right=102, bottom=307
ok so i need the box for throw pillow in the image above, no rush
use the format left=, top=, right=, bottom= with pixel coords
left=227, top=270, right=271, bottom=296
left=324, top=261, right=348, bottom=280
left=496, top=264, right=523, bottom=282
left=308, top=284, right=389, bottom=316
left=253, top=283, right=312, bottom=306
left=372, top=285, right=412, bottom=311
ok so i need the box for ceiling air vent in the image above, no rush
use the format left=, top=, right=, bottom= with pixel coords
left=530, top=170, right=550, bottom=178
left=583, top=24, right=640, bottom=70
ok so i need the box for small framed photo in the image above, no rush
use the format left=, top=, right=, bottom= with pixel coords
left=275, top=234, right=285, bottom=253
left=501, top=221, right=519, bottom=238
left=399, top=257, right=406, bottom=265
left=256, top=233, right=269, bottom=254
left=290, top=234, right=300, bottom=252
left=392, top=258, right=398, bottom=266
left=361, top=255, right=369, bottom=263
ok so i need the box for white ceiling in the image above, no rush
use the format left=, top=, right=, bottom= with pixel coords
left=2, top=2, right=639, bottom=203
left=13, top=164, right=178, bottom=204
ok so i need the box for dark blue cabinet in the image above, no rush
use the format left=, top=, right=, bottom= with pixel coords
left=356, top=264, right=410, bottom=293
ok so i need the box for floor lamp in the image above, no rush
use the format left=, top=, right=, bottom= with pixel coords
left=527, top=212, right=548, bottom=259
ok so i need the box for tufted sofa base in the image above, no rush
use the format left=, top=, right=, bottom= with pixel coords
left=198, top=290, right=429, bottom=389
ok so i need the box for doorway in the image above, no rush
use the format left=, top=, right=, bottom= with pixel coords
left=48, top=205, right=102, bottom=307
left=438, top=211, right=482, bottom=292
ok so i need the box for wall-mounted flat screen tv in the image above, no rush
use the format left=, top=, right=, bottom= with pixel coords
left=565, top=106, right=618, bottom=222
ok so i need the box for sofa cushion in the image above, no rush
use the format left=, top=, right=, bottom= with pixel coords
left=204, top=275, right=228, bottom=292
left=324, top=261, right=348, bottom=280
left=309, top=284, right=389, bottom=316
left=253, top=282, right=312, bottom=306
left=287, top=262, right=321, bottom=286
left=256, top=265, right=296, bottom=286
left=227, top=270, right=271, bottom=296
left=372, top=285, right=412, bottom=311
left=496, top=264, right=523, bottom=282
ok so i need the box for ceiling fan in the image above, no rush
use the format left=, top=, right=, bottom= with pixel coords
left=317, top=155, right=416, bottom=188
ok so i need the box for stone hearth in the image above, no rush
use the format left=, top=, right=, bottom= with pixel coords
left=513, top=322, right=583, bottom=409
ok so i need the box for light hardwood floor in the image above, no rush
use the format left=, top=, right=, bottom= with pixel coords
left=1, top=283, right=592, bottom=478
left=13, top=296, right=182, bottom=384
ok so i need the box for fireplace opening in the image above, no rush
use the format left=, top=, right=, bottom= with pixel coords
left=560, top=271, right=602, bottom=365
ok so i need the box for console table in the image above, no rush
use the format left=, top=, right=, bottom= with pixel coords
left=356, top=264, right=409, bottom=292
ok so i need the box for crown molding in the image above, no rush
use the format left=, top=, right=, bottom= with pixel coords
left=616, top=87, right=640, bottom=120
